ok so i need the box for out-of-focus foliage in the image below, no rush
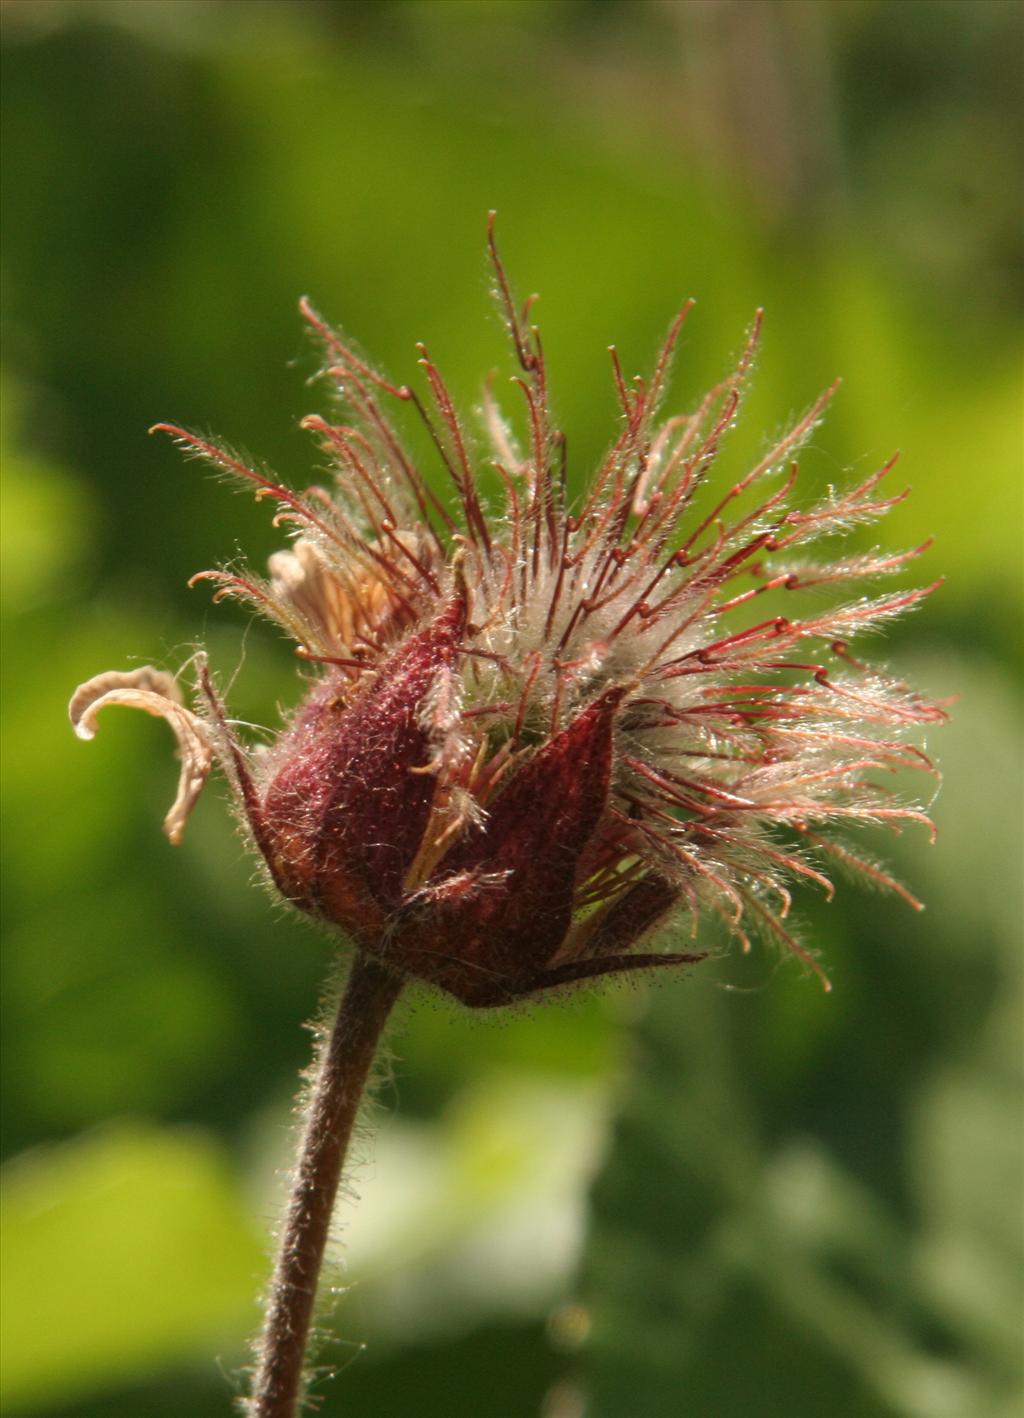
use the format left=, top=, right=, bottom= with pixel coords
left=1, top=3, right=1020, bottom=1416
left=0, top=1124, right=262, bottom=1411
left=579, top=674, right=1023, bottom=1418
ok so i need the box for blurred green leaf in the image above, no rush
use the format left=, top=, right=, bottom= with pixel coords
left=245, top=1071, right=612, bottom=1350
left=577, top=927, right=1023, bottom=1417
left=0, top=1123, right=262, bottom=1412
left=0, top=381, right=95, bottom=614
left=911, top=1067, right=1024, bottom=1375
left=5, top=887, right=243, bottom=1126
left=395, top=989, right=621, bottom=1109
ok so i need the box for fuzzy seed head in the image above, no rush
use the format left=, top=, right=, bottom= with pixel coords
left=70, top=222, right=945, bottom=1005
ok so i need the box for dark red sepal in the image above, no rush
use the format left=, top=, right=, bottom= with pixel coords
left=261, top=592, right=466, bottom=937
left=388, top=686, right=627, bottom=1003
left=585, top=874, right=682, bottom=957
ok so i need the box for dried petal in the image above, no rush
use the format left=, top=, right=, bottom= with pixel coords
left=69, top=668, right=213, bottom=844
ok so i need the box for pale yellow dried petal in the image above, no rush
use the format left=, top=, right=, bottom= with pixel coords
left=268, top=534, right=427, bottom=654
left=68, top=668, right=213, bottom=845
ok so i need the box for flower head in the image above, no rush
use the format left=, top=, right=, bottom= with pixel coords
left=71, top=220, right=944, bottom=1006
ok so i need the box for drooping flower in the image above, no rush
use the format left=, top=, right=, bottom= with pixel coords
left=71, top=220, right=944, bottom=1005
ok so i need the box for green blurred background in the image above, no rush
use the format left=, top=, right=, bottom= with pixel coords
left=2, top=2, right=1021, bottom=1415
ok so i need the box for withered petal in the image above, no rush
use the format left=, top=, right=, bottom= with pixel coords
left=69, top=668, right=213, bottom=845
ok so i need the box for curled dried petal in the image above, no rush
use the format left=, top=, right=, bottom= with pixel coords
left=68, top=668, right=213, bottom=844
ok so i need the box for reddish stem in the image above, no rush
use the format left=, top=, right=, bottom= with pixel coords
left=248, top=952, right=402, bottom=1418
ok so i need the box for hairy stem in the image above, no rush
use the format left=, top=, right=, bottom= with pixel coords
left=248, top=951, right=403, bottom=1418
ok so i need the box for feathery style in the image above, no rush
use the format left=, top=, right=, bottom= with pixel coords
left=71, top=220, right=944, bottom=1004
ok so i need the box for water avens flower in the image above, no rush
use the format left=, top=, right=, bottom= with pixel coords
left=70, top=219, right=943, bottom=1417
